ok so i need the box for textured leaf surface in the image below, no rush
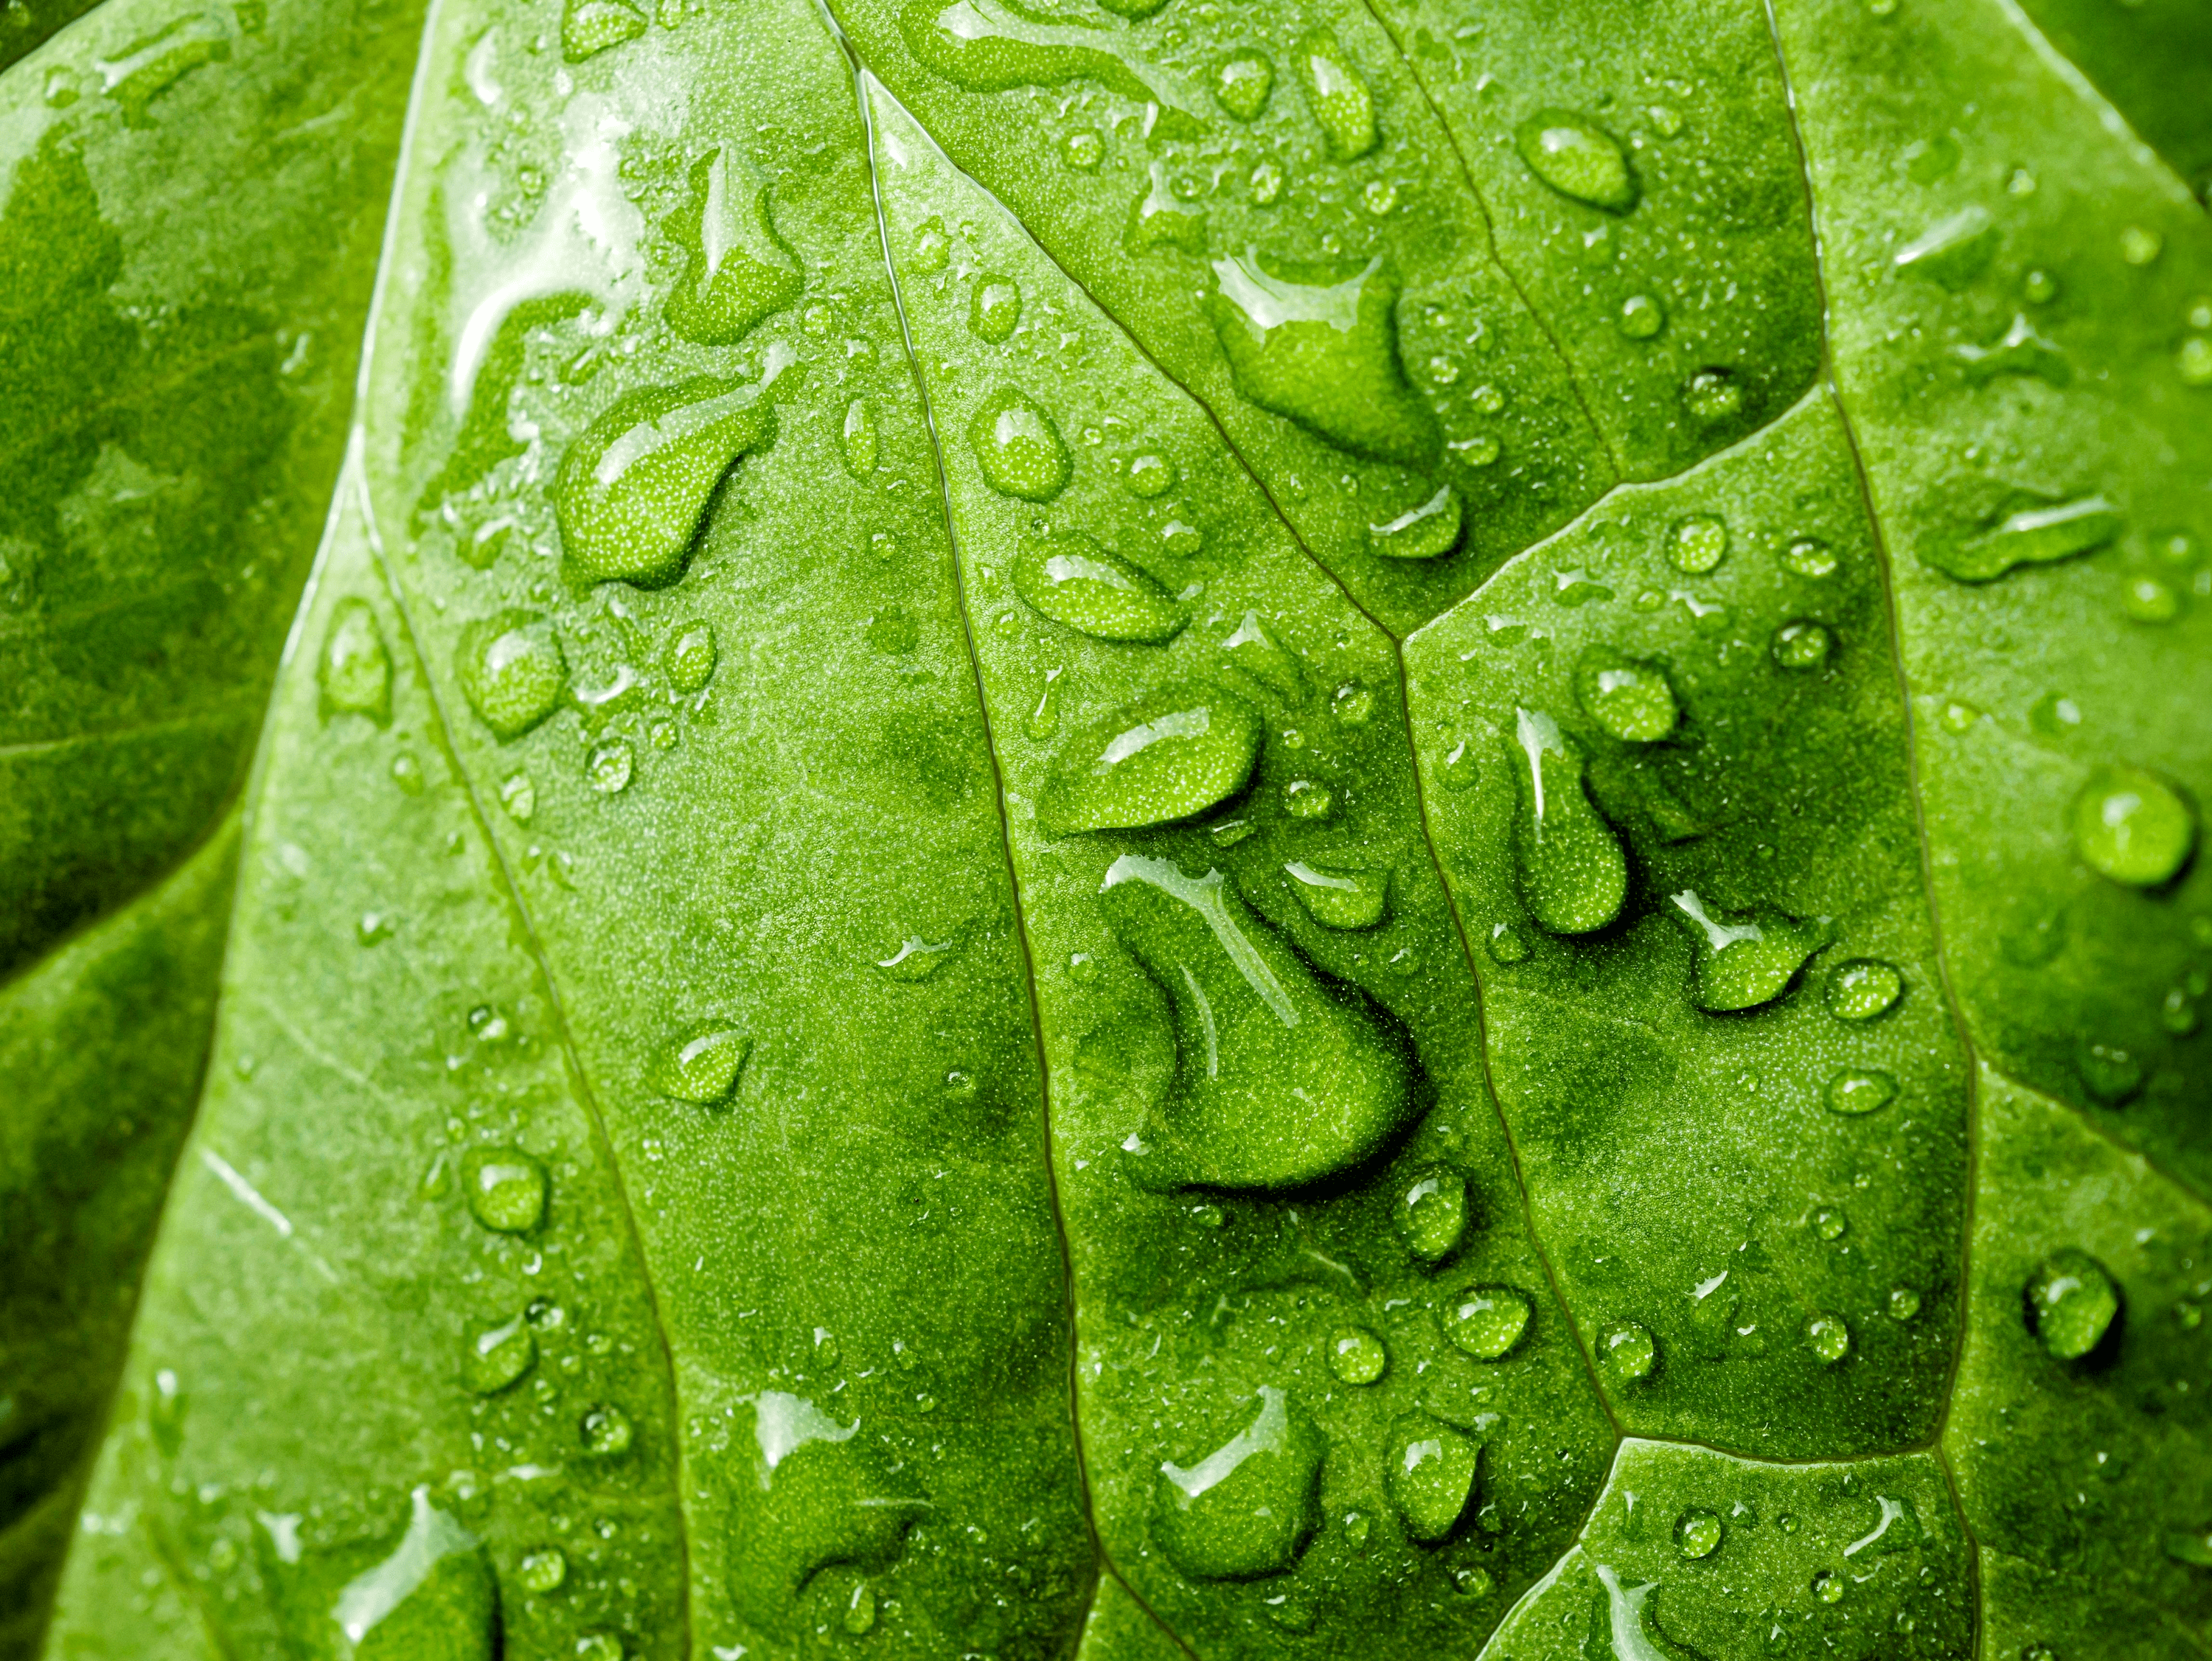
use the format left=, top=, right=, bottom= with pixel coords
left=4, top=0, right=2209, bottom=1654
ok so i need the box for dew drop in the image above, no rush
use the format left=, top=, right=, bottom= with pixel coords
left=1286, top=861, right=1389, bottom=930
left=652, top=1021, right=751, bottom=1104
left=463, top=1313, right=537, bottom=1394
left=661, top=147, right=801, bottom=346
left=1812, top=1206, right=1847, bottom=1242
left=1600, top=1321, right=1657, bottom=1385
left=1013, top=533, right=1183, bottom=643
left=1812, top=1568, right=1844, bottom=1604
left=1294, top=31, right=1377, bottom=161
left=1617, top=294, right=1665, bottom=340
left=1441, top=1285, right=1531, bottom=1359
left=518, top=1547, right=567, bottom=1593
left=1889, top=1286, right=1921, bottom=1321
left=911, top=215, right=950, bottom=274
left=1683, top=369, right=1744, bottom=425
left=464, top=1148, right=548, bottom=1233
left=841, top=397, right=880, bottom=478
left=1824, top=1069, right=1897, bottom=1115
left=1574, top=647, right=1677, bottom=742
left=1152, top=1386, right=1324, bottom=1579
left=1805, top=1312, right=1851, bottom=1364
left=1385, top=1412, right=1480, bottom=1542
left=1923, top=495, right=2122, bottom=582
left=1214, top=51, right=1273, bottom=121
left=1331, top=680, right=1376, bottom=725
left=458, top=612, right=568, bottom=741
left=1771, top=619, right=1833, bottom=671
left=1368, top=484, right=1463, bottom=560
left=580, top=1404, right=634, bottom=1458
left=562, top=0, right=645, bottom=59
left=1283, top=779, right=1333, bottom=820
left=2075, top=1038, right=2142, bottom=1104
left=1063, top=128, right=1105, bottom=170
left=1027, top=667, right=1062, bottom=739
left=1671, top=891, right=1834, bottom=1011
left=1514, top=109, right=1638, bottom=212
left=1669, top=515, right=1728, bottom=574
left=1826, top=958, right=1902, bottom=1021
left=1779, top=537, right=1837, bottom=578
left=1127, top=451, right=1177, bottom=497
left=1510, top=709, right=1627, bottom=935
left=1038, top=684, right=1260, bottom=833
left=1893, top=205, right=1998, bottom=290
left=1394, top=1166, right=1468, bottom=1261
left=1674, top=1508, right=1722, bottom=1559
left=587, top=740, right=633, bottom=795
left=2070, top=765, right=2195, bottom=886
left=666, top=621, right=717, bottom=694
left=1327, top=1329, right=1387, bottom=1385
left=2120, top=225, right=2163, bottom=267
left=320, top=599, right=392, bottom=724
left=2026, top=1247, right=2120, bottom=1361
left=968, top=386, right=1071, bottom=501
left=969, top=274, right=1022, bottom=342
left=1486, top=922, right=1529, bottom=964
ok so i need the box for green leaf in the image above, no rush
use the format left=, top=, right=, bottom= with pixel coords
left=4, top=0, right=2208, bottom=1654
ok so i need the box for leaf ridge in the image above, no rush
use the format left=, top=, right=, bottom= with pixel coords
left=349, top=456, right=698, bottom=1660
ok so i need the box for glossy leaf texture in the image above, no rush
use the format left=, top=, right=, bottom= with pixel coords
left=2, top=0, right=2208, bottom=1654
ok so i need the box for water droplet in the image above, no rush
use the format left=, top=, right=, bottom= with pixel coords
left=1900, top=132, right=1961, bottom=184
left=1514, top=110, right=1637, bottom=212
left=968, top=386, right=1071, bottom=501
left=1574, top=647, right=1677, bottom=742
left=1826, top=958, right=1902, bottom=1021
left=1362, top=178, right=1399, bottom=216
left=90, top=14, right=232, bottom=125
left=580, top=1403, right=634, bottom=1458
left=464, top=1313, right=537, bottom=1394
left=1207, top=249, right=1437, bottom=466
left=1600, top=1321, right=1657, bottom=1385
left=1683, top=368, right=1744, bottom=425
left=1126, top=161, right=1208, bottom=256
left=459, top=612, right=568, bottom=740
left=556, top=376, right=776, bottom=588
left=2023, top=268, right=2059, bottom=304
left=320, top=599, right=392, bottom=724
left=1294, top=31, right=1376, bottom=161
left=587, top=739, right=633, bottom=794
left=1670, top=515, right=1728, bottom=574
left=652, top=1021, right=751, bottom=1104
left=666, top=621, right=717, bottom=694
left=1922, top=495, right=2122, bottom=582
left=1438, top=737, right=1478, bottom=793
left=1099, top=855, right=1413, bottom=1188
left=1618, top=294, right=1665, bottom=339
left=1217, top=610, right=1304, bottom=700
left=1812, top=1568, right=1844, bottom=1603
left=1027, top=667, right=1062, bottom=739
left=2075, top=1038, right=2142, bottom=1104
left=1152, top=1386, right=1324, bottom=1579
left=1327, top=1329, right=1387, bottom=1385
left=1670, top=890, right=1834, bottom=1011
left=2070, top=765, right=2195, bottom=886
left=1127, top=451, right=1177, bottom=498
left=562, top=0, right=644, bottom=57
left=465, top=1148, right=547, bottom=1233
left=1385, top=1412, right=1479, bottom=1542
left=1805, top=1312, right=1851, bottom=1364
left=494, top=772, right=534, bottom=824
left=900, top=0, right=1204, bottom=136
left=1368, top=485, right=1463, bottom=560
left=842, top=1580, right=878, bottom=1635
left=2178, top=335, right=2212, bottom=387
left=1332, top=680, right=1376, bottom=725
left=150, top=1368, right=186, bottom=1456
left=2120, top=225, right=2163, bottom=266
left=663, top=148, right=801, bottom=345
left=1812, top=1206, right=1847, bottom=1242
left=967, top=273, right=1023, bottom=343
left=1064, top=128, right=1105, bottom=170
left=518, top=1547, right=567, bottom=1593
left=1511, top=709, right=1627, bottom=935
left=840, top=397, right=880, bottom=478
left=1283, top=779, right=1333, bottom=820
left=575, top=1636, right=623, bottom=1661
left=1286, top=862, right=1388, bottom=930
left=1486, top=922, right=1530, bottom=964
left=42, top=65, right=82, bottom=106
left=1013, top=533, right=1183, bottom=642
left=1779, top=537, right=1837, bottom=578
left=1441, top=1285, right=1531, bottom=1359
left=2025, top=1247, right=2119, bottom=1361
left=1824, top=1069, right=1897, bottom=1115
left=1771, top=620, right=1834, bottom=672
left=1038, top=684, right=1260, bottom=833
left=1893, top=205, right=1998, bottom=290
left=2163, top=985, right=2201, bottom=1037
left=1214, top=51, right=1273, bottom=121
left=1888, top=1286, right=1921, bottom=1321
left=1952, top=313, right=2070, bottom=387
left=1674, top=1508, right=1723, bottom=1559
left=1395, top=1166, right=1468, bottom=1260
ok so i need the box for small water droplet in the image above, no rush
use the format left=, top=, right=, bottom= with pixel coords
left=1063, top=128, right=1105, bottom=170
left=1214, top=50, right=1273, bottom=120
left=911, top=215, right=950, bottom=274
left=498, top=771, right=535, bottom=823
left=653, top=1021, right=751, bottom=1104
left=1284, top=779, right=1333, bottom=820
left=1771, top=619, right=1834, bottom=672
left=1286, top=861, right=1388, bottom=929
left=843, top=1580, right=878, bottom=1635
left=1826, top=958, right=1903, bottom=1021
left=459, top=612, right=568, bottom=740
left=1812, top=1568, right=1844, bottom=1603
left=1515, top=109, right=1637, bottom=211
left=1511, top=709, right=1627, bottom=935
left=969, top=386, right=1071, bottom=501
left=1367, top=485, right=1463, bottom=560
left=1394, top=1166, right=1467, bottom=1260
left=1441, top=1284, right=1531, bottom=1359
left=2027, top=1247, right=2119, bottom=1360
left=1812, top=1206, right=1848, bottom=1242
left=1670, top=515, right=1728, bottom=574
left=2120, top=225, right=2164, bottom=266
left=580, top=1404, right=633, bottom=1458
left=2075, top=1038, right=2143, bottom=1104
left=1027, top=667, right=1062, bottom=739
left=662, top=147, right=801, bottom=345
left=1385, top=1411, right=1480, bottom=1541
left=1039, top=684, right=1260, bottom=833
left=1889, top=1286, right=1921, bottom=1321
left=1600, top=1321, right=1657, bottom=1384
left=1672, top=891, right=1834, bottom=1011
left=1575, top=647, right=1677, bottom=742
left=464, top=1312, right=537, bottom=1394
left=1779, top=537, right=1837, bottom=578
left=2070, top=765, right=2196, bottom=886
left=875, top=936, right=957, bottom=981
left=320, top=599, right=392, bottom=723
left=1683, top=369, right=1744, bottom=425
left=1617, top=294, right=1665, bottom=339
left=574, top=1634, right=625, bottom=1661
left=1327, top=1329, right=1387, bottom=1385
left=1127, top=451, right=1177, bottom=498
left=1805, top=1312, right=1851, bottom=1364
left=841, top=397, right=880, bottom=477
left=518, top=1547, right=567, bottom=1593
left=1894, top=205, right=1997, bottom=290
left=1332, top=680, right=1375, bottom=725
left=465, top=1148, right=548, bottom=1233
left=1675, top=1508, right=1723, bottom=1559
left=1486, top=921, right=1530, bottom=964
left=587, top=740, right=633, bottom=794
left=1294, top=31, right=1377, bottom=161
left=1824, top=1069, right=1898, bottom=1115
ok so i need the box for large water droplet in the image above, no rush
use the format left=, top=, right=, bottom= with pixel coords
left=1674, top=1508, right=1722, bottom=1559
left=1385, top=1412, right=1479, bottom=1542
left=1214, top=51, right=1273, bottom=121
left=666, top=620, right=717, bottom=694
left=1600, top=1321, right=1658, bottom=1385
left=1511, top=709, right=1628, bottom=935
left=1099, top=855, right=1414, bottom=1189
left=1328, top=1329, right=1387, bottom=1385
left=1152, top=1387, right=1324, bottom=1579
left=1013, top=533, right=1184, bottom=642
left=463, top=1313, right=537, bottom=1394
left=562, top=0, right=644, bottom=59
left=1921, top=495, right=2121, bottom=582
left=1826, top=958, right=1902, bottom=1021
left=1368, top=485, right=1464, bottom=560
left=1441, top=1284, right=1531, bottom=1359
left=1293, top=31, right=1376, bottom=161
left=897, top=0, right=1206, bottom=138
left=968, top=386, right=1071, bottom=501
left=1669, top=891, right=1833, bottom=1011
left=458, top=612, right=568, bottom=740
left=663, top=148, right=802, bottom=345
left=321, top=599, right=392, bottom=725
left=464, top=1147, right=547, bottom=1233
left=2026, top=1248, right=2118, bottom=1359
left=2070, top=765, right=2196, bottom=887
left=326, top=1488, right=497, bottom=1661
left=556, top=375, right=778, bottom=588
left=1575, top=647, right=1677, bottom=742
left=1037, top=683, right=1260, bottom=833
left=1394, top=1166, right=1468, bottom=1260
left=1514, top=110, right=1638, bottom=212
left=1285, top=861, right=1389, bottom=930
left=653, top=1021, right=752, bottom=1104
left=1207, top=249, right=1438, bottom=467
